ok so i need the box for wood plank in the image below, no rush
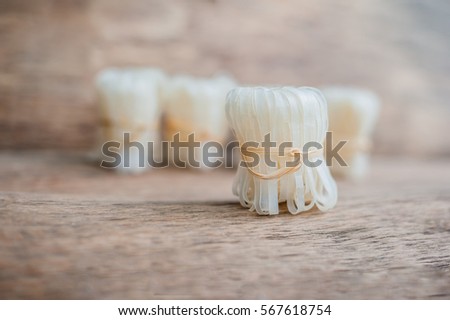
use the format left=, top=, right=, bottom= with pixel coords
left=0, top=151, right=449, bottom=298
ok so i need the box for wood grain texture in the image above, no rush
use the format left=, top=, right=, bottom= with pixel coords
left=0, top=151, right=449, bottom=299
left=1, top=0, right=450, bottom=155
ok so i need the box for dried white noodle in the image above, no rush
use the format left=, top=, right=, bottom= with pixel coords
left=95, top=67, right=166, bottom=173
left=163, top=74, right=236, bottom=169
left=226, top=87, right=338, bottom=215
left=321, top=87, right=380, bottom=180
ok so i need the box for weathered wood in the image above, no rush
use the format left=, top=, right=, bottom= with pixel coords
left=0, top=151, right=449, bottom=299
left=1, top=0, right=450, bottom=155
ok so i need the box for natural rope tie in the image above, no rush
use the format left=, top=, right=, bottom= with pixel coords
left=240, top=145, right=324, bottom=180
left=100, top=117, right=158, bottom=141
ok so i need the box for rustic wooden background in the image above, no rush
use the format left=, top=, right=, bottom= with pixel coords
left=0, top=0, right=449, bottom=155
left=1, top=0, right=450, bottom=300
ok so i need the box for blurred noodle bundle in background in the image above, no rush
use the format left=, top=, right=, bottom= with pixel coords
left=95, top=69, right=236, bottom=172
left=162, top=74, right=236, bottom=169
left=95, top=67, right=166, bottom=173
left=322, top=87, right=380, bottom=180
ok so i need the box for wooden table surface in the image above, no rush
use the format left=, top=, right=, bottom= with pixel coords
left=1, top=151, right=449, bottom=299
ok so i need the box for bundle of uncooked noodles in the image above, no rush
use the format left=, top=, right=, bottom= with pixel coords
left=226, top=87, right=338, bottom=215
left=163, top=74, right=236, bottom=169
left=321, top=87, right=380, bottom=180
left=95, top=67, right=166, bottom=173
